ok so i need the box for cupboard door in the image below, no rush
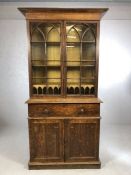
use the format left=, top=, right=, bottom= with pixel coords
left=29, top=119, right=64, bottom=162
left=66, top=23, right=97, bottom=96
left=64, top=119, right=99, bottom=162
left=30, top=22, right=62, bottom=96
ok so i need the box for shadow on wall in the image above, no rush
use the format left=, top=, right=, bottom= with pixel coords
left=0, top=116, right=10, bottom=133
left=0, top=113, right=28, bottom=167
left=127, top=74, right=131, bottom=95
left=0, top=101, right=28, bottom=167
left=100, top=125, right=131, bottom=168
left=99, top=34, right=131, bottom=124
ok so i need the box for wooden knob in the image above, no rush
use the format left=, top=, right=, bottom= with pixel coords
left=80, top=108, right=85, bottom=113
left=43, top=109, right=49, bottom=114
left=54, top=126, right=58, bottom=129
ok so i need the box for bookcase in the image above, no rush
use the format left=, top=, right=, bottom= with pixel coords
left=19, top=8, right=108, bottom=169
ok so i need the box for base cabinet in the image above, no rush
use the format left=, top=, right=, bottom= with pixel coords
left=28, top=102, right=101, bottom=169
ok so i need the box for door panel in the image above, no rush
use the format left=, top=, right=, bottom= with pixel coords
left=64, top=119, right=99, bottom=162
left=66, top=22, right=97, bottom=96
left=30, top=22, right=62, bottom=96
left=29, top=119, right=64, bottom=162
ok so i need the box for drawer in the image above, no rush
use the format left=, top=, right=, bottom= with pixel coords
left=28, top=103, right=100, bottom=117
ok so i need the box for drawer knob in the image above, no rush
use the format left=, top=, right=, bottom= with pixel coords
left=80, top=108, right=85, bottom=113
left=54, top=126, right=59, bottom=129
left=43, top=109, right=49, bottom=114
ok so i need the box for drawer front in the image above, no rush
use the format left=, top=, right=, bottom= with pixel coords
left=28, top=103, right=100, bottom=117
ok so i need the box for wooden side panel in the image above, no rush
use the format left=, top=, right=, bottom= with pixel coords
left=64, top=118, right=100, bottom=162
left=29, top=119, right=64, bottom=162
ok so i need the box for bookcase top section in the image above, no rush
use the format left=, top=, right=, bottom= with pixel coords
left=18, top=8, right=108, bottom=20
left=26, top=97, right=102, bottom=104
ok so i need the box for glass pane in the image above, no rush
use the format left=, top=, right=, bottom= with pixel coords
left=67, top=67, right=80, bottom=95
left=82, top=43, right=96, bottom=60
left=81, top=60, right=95, bottom=66
left=47, top=67, right=61, bottom=79
left=81, top=66, right=95, bottom=95
left=47, top=67, right=61, bottom=95
left=47, top=78, right=61, bottom=85
left=66, top=61, right=80, bottom=67
left=66, top=23, right=96, bottom=96
left=66, top=44, right=80, bottom=63
left=67, top=26, right=80, bottom=42
left=31, top=44, right=45, bottom=60
left=47, top=60, right=60, bottom=66
left=32, top=67, right=46, bottom=84
left=38, top=24, right=60, bottom=42
left=81, top=66, right=95, bottom=80
left=82, top=28, right=95, bottom=42
left=47, top=78, right=61, bottom=95
left=31, top=23, right=60, bottom=42
left=31, top=22, right=61, bottom=96
left=67, top=67, right=80, bottom=79
left=47, top=26, right=60, bottom=42
left=31, top=29, right=44, bottom=42
left=66, top=25, right=81, bottom=95
left=47, top=44, right=60, bottom=62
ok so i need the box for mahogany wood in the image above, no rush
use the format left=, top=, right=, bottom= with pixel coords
left=18, top=8, right=108, bottom=20
left=18, top=8, right=108, bottom=169
left=28, top=103, right=100, bottom=117
left=26, top=97, right=102, bottom=104
left=28, top=161, right=101, bottom=169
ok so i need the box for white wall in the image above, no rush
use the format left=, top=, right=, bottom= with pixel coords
left=99, top=20, right=131, bottom=124
left=0, top=19, right=28, bottom=129
left=0, top=2, right=131, bottom=127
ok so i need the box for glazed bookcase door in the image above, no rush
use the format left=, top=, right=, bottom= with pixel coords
left=30, top=22, right=62, bottom=96
left=66, top=22, right=97, bottom=96
left=30, top=21, right=97, bottom=97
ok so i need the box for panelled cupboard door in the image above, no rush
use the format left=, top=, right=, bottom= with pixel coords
left=64, top=119, right=100, bottom=162
left=29, top=119, right=64, bottom=162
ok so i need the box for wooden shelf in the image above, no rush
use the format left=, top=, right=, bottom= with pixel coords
left=31, top=41, right=60, bottom=45
left=32, top=64, right=95, bottom=67
left=32, top=77, right=61, bottom=79
left=32, top=59, right=95, bottom=61
left=67, top=65, right=95, bottom=68
left=66, top=41, right=95, bottom=43
left=32, top=59, right=60, bottom=61
left=32, top=65, right=61, bottom=67
left=31, top=41, right=95, bottom=44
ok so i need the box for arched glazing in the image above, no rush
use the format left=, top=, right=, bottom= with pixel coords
left=66, top=23, right=96, bottom=96
left=31, top=22, right=61, bottom=95
left=30, top=21, right=97, bottom=96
